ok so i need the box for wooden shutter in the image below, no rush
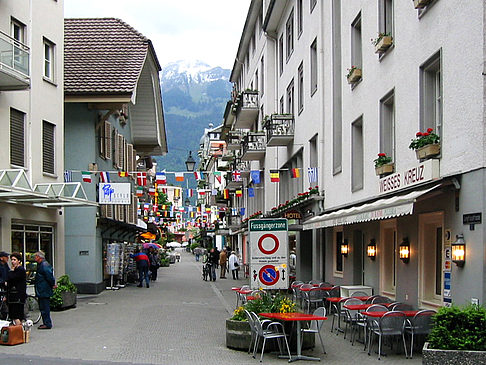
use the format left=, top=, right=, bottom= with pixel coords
left=127, top=144, right=134, bottom=173
left=123, top=139, right=128, bottom=172
left=10, top=108, right=25, bottom=167
left=104, top=121, right=112, bottom=159
left=42, top=121, right=55, bottom=174
left=106, top=205, right=113, bottom=219
left=132, top=149, right=137, bottom=176
left=113, top=131, right=120, bottom=168
left=117, top=134, right=124, bottom=170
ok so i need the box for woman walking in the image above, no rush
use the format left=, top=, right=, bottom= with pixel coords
left=228, top=251, right=240, bottom=280
left=7, top=252, right=27, bottom=325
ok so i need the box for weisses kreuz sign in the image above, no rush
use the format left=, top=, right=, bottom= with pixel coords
left=99, top=183, right=131, bottom=204
left=249, top=219, right=288, bottom=290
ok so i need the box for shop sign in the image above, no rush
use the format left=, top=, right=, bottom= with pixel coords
left=463, top=213, right=481, bottom=225
left=378, top=159, right=439, bottom=195
left=284, top=210, right=302, bottom=220
left=99, top=183, right=131, bottom=204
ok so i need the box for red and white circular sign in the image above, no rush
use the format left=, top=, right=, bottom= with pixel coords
left=257, top=233, right=279, bottom=255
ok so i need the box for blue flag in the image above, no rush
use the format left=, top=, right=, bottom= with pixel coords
left=248, top=187, right=255, bottom=197
left=250, top=170, right=260, bottom=184
left=240, top=208, right=246, bottom=216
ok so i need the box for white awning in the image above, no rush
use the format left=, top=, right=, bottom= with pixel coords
left=303, top=185, right=441, bottom=230
left=0, top=169, right=97, bottom=207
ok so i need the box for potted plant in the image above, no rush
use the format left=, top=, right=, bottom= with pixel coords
left=346, top=66, right=362, bottom=84
left=371, top=33, right=393, bottom=53
left=423, top=304, right=486, bottom=364
left=50, top=274, right=77, bottom=310
left=409, top=128, right=440, bottom=160
left=374, top=153, right=394, bottom=176
left=413, top=0, right=432, bottom=9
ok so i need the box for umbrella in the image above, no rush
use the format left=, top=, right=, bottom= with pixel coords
left=166, top=241, right=182, bottom=248
left=143, top=242, right=162, bottom=249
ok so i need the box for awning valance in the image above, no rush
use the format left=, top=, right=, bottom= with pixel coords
left=303, top=185, right=441, bottom=230
left=0, top=169, right=97, bottom=207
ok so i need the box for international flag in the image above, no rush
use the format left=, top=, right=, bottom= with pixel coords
left=175, top=172, right=184, bottom=182
left=148, top=187, right=156, bottom=196
left=137, top=172, right=147, bottom=186
left=232, top=171, right=241, bottom=181
left=100, top=171, right=110, bottom=183
left=186, top=188, right=193, bottom=197
left=308, top=167, right=318, bottom=184
left=248, top=187, right=255, bottom=197
left=198, top=189, right=206, bottom=196
left=136, top=186, right=143, bottom=197
left=235, top=190, right=242, bottom=197
left=153, top=205, right=158, bottom=213
left=118, top=171, right=128, bottom=177
left=211, top=189, right=217, bottom=196
left=291, top=168, right=301, bottom=178
left=250, top=170, right=261, bottom=184
left=214, top=171, right=222, bottom=184
left=270, top=170, right=280, bottom=182
left=194, top=171, right=204, bottom=180
left=174, top=189, right=180, bottom=198
left=81, top=171, right=92, bottom=183
left=156, top=171, right=166, bottom=184
left=143, top=203, right=150, bottom=211
left=223, top=189, right=229, bottom=199
left=64, top=170, right=72, bottom=183
left=240, top=208, right=245, bottom=217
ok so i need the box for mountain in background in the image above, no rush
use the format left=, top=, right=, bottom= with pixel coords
left=155, top=60, right=232, bottom=174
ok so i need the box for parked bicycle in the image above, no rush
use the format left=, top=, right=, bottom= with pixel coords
left=0, top=290, right=41, bottom=324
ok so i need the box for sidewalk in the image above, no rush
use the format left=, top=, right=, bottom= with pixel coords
left=0, top=251, right=422, bottom=364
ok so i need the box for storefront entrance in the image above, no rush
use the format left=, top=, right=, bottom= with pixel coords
left=380, top=219, right=397, bottom=299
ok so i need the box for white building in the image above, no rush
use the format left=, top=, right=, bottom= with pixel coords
left=218, top=0, right=486, bottom=307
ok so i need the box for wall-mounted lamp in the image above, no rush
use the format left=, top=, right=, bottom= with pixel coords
left=340, top=239, right=349, bottom=257
left=367, top=239, right=377, bottom=260
left=399, top=237, right=410, bottom=263
left=451, top=234, right=465, bottom=267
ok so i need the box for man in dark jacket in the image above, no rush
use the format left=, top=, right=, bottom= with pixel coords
left=209, top=248, right=219, bottom=282
left=0, top=252, right=9, bottom=290
left=130, top=248, right=150, bottom=288
left=34, top=251, right=56, bottom=329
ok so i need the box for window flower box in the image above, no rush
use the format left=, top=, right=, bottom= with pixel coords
left=416, top=143, right=440, bottom=160
left=346, top=66, right=362, bottom=84
left=409, top=128, right=440, bottom=160
left=375, top=163, right=394, bottom=176
left=374, top=35, right=393, bottom=54
left=413, top=0, right=432, bottom=9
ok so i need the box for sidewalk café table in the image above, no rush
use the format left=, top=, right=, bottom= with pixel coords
left=343, top=303, right=394, bottom=311
left=300, top=286, right=333, bottom=292
left=259, top=312, right=328, bottom=362
left=361, top=310, right=421, bottom=318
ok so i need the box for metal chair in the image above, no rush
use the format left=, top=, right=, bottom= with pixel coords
left=353, top=304, right=388, bottom=348
left=252, top=312, right=292, bottom=362
left=292, top=283, right=304, bottom=304
left=342, top=298, right=363, bottom=339
left=405, top=310, right=436, bottom=358
left=368, top=311, right=408, bottom=360
left=302, top=287, right=324, bottom=313
left=308, top=280, right=321, bottom=285
left=330, top=297, right=349, bottom=334
left=238, top=285, right=251, bottom=306
left=350, top=291, right=369, bottom=298
left=371, top=295, right=394, bottom=304
left=319, top=282, right=332, bottom=288
left=390, top=303, right=414, bottom=311
left=301, top=307, right=327, bottom=354
left=299, top=284, right=312, bottom=309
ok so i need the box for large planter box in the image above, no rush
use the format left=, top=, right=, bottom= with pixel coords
left=375, top=163, right=394, bottom=176
left=416, top=143, right=440, bottom=160
left=225, top=319, right=315, bottom=352
left=52, top=292, right=77, bottom=311
left=414, top=0, right=432, bottom=9
left=347, top=68, right=362, bottom=84
left=422, top=342, right=486, bottom=364
left=375, top=36, right=393, bottom=53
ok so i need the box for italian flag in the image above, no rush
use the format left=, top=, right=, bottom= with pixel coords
left=82, top=171, right=92, bottom=183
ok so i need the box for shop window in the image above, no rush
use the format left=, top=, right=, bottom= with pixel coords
left=380, top=220, right=396, bottom=297
left=334, top=228, right=344, bottom=275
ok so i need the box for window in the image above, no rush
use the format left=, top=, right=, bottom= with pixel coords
left=260, top=57, right=264, bottom=95
left=279, top=34, right=284, bottom=75
left=42, top=121, right=55, bottom=174
left=379, top=0, right=394, bottom=36
left=279, top=96, right=284, bottom=114
left=309, top=135, right=318, bottom=175
left=11, top=18, right=25, bottom=43
left=286, top=10, right=294, bottom=60
left=297, top=0, right=303, bottom=37
left=351, top=13, right=362, bottom=72
left=420, top=51, right=442, bottom=141
left=100, top=121, right=112, bottom=159
left=351, top=117, right=363, bottom=191
left=311, top=0, right=317, bottom=13
left=332, top=0, right=343, bottom=174
left=380, top=90, right=395, bottom=161
left=298, top=62, right=304, bottom=114
left=334, top=228, right=344, bottom=274
left=10, top=108, right=25, bottom=167
left=310, top=38, right=318, bottom=95
left=255, top=70, right=258, bottom=94
left=286, top=79, right=294, bottom=115
left=43, top=38, right=55, bottom=81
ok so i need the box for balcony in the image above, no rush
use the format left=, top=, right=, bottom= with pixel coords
left=234, top=91, right=259, bottom=129
left=0, top=31, right=30, bottom=91
left=241, top=132, right=266, bottom=161
left=264, top=114, right=295, bottom=146
left=226, top=131, right=242, bottom=150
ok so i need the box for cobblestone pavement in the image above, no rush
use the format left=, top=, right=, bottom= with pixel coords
left=0, top=251, right=423, bottom=364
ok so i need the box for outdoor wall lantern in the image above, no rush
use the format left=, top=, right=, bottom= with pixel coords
left=367, top=239, right=377, bottom=260
left=340, top=239, right=349, bottom=257
left=399, top=237, right=410, bottom=263
left=185, top=151, right=196, bottom=172
left=451, top=234, right=466, bottom=267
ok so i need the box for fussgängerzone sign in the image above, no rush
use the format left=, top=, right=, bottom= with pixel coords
left=249, top=219, right=288, bottom=290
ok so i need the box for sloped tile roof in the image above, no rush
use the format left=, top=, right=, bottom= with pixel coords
left=64, top=18, right=151, bottom=96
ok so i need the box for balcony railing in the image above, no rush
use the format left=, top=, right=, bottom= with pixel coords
left=0, top=31, right=30, bottom=90
left=226, top=131, right=242, bottom=150
left=264, top=114, right=295, bottom=146
left=241, top=132, right=266, bottom=161
left=234, top=90, right=259, bottom=129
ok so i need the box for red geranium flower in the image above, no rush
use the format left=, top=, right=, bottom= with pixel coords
left=427, top=128, right=433, bottom=133
left=416, top=132, right=422, bottom=137
left=378, top=153, right=386, bottom=157
left=423, top=132, right=429, bottom=136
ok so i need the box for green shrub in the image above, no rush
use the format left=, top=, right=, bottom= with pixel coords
left=50, top=274, right=77, bottom=308
left=428, top=304, right=486, bottom=351
left=231, top=292, right=296, bottom=321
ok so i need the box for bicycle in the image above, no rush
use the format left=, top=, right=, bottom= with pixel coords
left=24, top=295, right=41, bottom=324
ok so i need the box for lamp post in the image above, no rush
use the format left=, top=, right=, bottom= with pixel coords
left=185, top=151, right=196, bottom=172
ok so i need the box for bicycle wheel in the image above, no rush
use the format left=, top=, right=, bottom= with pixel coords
left=24, top=295, right=41, bottom=324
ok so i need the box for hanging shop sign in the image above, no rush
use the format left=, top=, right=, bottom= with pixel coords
left=284, top=210, right=302, bottom=220
left=99, top=183, right=131, bottom=204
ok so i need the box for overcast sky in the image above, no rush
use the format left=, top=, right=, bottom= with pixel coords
left=64, top=0, right=251, bottom=69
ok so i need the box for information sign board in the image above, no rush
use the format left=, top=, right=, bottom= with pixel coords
left=99, top=183, right=131, bottom=204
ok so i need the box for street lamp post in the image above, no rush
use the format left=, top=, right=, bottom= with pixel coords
left=185, top=151, right=196, bottom=172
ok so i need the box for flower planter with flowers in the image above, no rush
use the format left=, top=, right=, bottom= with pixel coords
left=372, top=33, right=393, bottom=54
left=413, top=0, right=432, bottom=9
left=346, top=66, right=362, bottom=84
left=269, top=186, right=320, bottom=216
left=409, top=128, right=440, bottom=160
left=374, top=153, right=394, bottom=176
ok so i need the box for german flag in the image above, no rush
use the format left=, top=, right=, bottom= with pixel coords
left=223, top=189, right=229, bottom=199
left=270, top=170, right=280, bottom=182
left=291, top=168, right=300, bottom=178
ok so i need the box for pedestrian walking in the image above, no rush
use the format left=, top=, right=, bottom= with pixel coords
left=130, top=248, right=150, bottom=288
left=148, top=248, right=160, bottom=281
left=0, top=252, right=9, bottom=319
left=195, top=247, right=200, bottom=262
left=228, top=251, right=240, bottom=280
left=219, top=248, right=227, bottom=279
left=209, top=248, right=219, bottom=281
left=34, top=251, right=55, bottom=329
left=7, top=252, right=27, bottom=325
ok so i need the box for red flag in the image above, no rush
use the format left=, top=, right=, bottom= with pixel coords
left=137, top=172, right=147, bottom=186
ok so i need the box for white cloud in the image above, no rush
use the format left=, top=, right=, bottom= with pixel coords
left=64, top=0, right=251, bottom=69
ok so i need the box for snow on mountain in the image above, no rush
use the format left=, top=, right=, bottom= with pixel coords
left=161, top=60, right=229, bottom=86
